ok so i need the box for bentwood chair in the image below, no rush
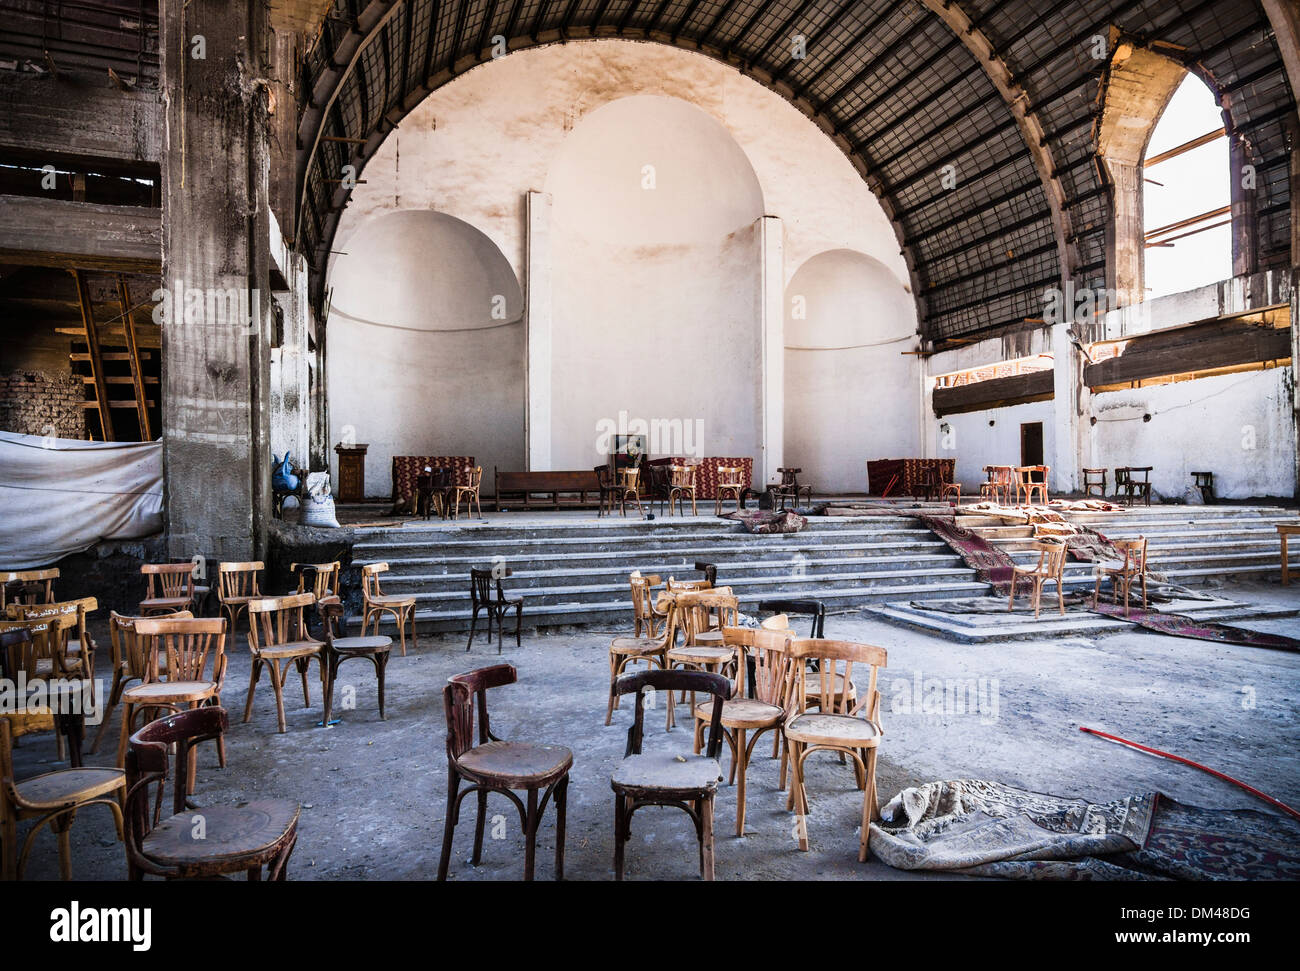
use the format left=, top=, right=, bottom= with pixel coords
left=244, top=594, right=324, bottom=734
left=0, top=568, right=57, bottom=611
left=9, top=599, right=96, bottom=682
left=361, top=563, right=417, bottom=656
left=595, top=465, right=622, bottom=518
left=774, top=468, right=814, bottom=509
left=291, top=561, right=341, bottom=607
left=452, top=466, right=484, bottom=519
left=92, top=610, right=192, bottom=754
left=693, top=626, right=795, bottom=836
left=1094, top=537, right=1149, bottom=617
left=611, top=668, right=728, bottom=880
left=616, top=466, right=644, bottom=517
left=317, top=601, right=391, bottom=725
left=125, top=707, right=299, bottom=880
left=1008, top=540, right=1068, bottom=620
left=116, top=617, right=227, bottom=780
left=438, top=665, right=572, bottom=881
left=466, top=567, right=523, bottom=653
left=668, top=465, right=698, bottom=517
left=1082, top=468, right=1108, bottom=498
left=139, top=563, right=198, bottom=615
left=715, top=466, right=747, bottom=515
left=784, top=638, right=887, bottom=861
left=1015, top=465, right=1049, bottom=505
left=605, top=579, right=675, bottom=726
left=217, top=561, right=263, bottom=640
left=2, top=708, right=125, bottom=880
left=628, top=572, right=664, bottom=638
left=664, top=591, right=739, bottom=731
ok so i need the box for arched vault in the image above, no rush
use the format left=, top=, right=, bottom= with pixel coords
left=295, top=0, right=1296, bottom=346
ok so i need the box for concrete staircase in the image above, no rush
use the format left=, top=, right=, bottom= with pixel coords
left=349, top=504, right=1300, bottom=634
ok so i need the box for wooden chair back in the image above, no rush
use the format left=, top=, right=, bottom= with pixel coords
left=788, top=638, right=887, bottom=722
left=443, top=664, right=516, bottom=762
left=361, top=562, right=389, bottom=600
left=666, top=577, right=710, bottom=593
left=614, top=668, right=728, bottom=759
left=717, top=466, right=745, bottom=489
left=756, top=598, right=826, bottom=639
left=469, top=567, right=512, bottom=609
left=463, top=467, right=483, bottom=490
left=760, top=613, right=789, bottom=631
left=1113, top=537, right=1148, bottom=574
left=246, top=594, right=317, bottom=656
left=628, top=573, right=659, bottom=629
left=142, top=563, right=195, bottom=600
left=1028, top=539, right=1068, bottom=580
left=0, top=568, right=58, bottom=609
left=670, top=465, right=696, bottom=490
left=133, top=616, right=227, bottom=686
left=0, top=626, right=42, bottom=681
left=292, top=561, right=341, bottom=601
left=620, top=466, right=640, bottom=491
left=111, top=610, right=194, bottom=681
left=218, top=561, right=263, bottom=602
left=13, top=599, right=94, bottom=672
left=1, top=708, right=59, bottom=792
left=722, top=626, right=794, bottom=707
left=675, top=591, right=738, bottom=643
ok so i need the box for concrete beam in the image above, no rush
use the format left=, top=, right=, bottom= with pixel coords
left=0, top=195, right=160, bottom=270
left=0, top=73, right=161, bottom=175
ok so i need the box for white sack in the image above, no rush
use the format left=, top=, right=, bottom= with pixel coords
left=0, top=431, right=163, bottom=569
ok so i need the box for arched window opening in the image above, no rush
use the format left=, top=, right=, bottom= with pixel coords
left=1142, top=74, right=1232, bottom=298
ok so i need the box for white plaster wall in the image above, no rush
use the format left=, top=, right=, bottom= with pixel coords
left=784, top=249, right=919, bottom=493
left=327, top=210, right=524, bottom=496
left=929, top=400, right=1057, bottom=491
left=327, top=40, right=914, bottom=489
left=1089, top=369, right=1294, bottom=499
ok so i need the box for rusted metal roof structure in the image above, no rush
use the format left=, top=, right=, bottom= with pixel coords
left=7, top=0, right=1295, bottom=345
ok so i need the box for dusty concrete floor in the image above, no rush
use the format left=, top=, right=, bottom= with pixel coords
left=13, top=578, right=1300, bottom=881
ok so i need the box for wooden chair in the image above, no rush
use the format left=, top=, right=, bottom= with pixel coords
left=1116, top=466, right=1152, bottom=506
left=1008, top=540, right=1068, bottom=620
left=244, top=594, right=324, bottom=734
left=693, top=626, right=796, bottom=836
left=438, top=665, right=572, bottom=881
left=124, top=707, right=299, bottom=880
left=615, top=466, right=644, bottom=517
left=416, top=466, right=453, bottom=520
left=91, top=609, right=192, bottom=754
left=1082, top=468, right=1108, bottom=498
left=1094, top=537, right=1149, bottom=617
left=611, top=668, right=728, bottom=880
left=2, top=708, right=125, bottom=880
left=1015, top=465, right=1049, bottom=505
left=317, top=601, right=391, bottom=725
left=117, top=616, right=227, bottom=776
left=714, top=466, right=746, bottom=515
left=139, top=563, right=197, bottom=615
left=668, top=464, right=698, bottom=517
left=664, top=591, right=739, bottom=731
left=452, top=465, right=484, bottom=519
left=291, top=561, right=341, bottom=607
left=361, top=562, right=417, bottom=656
left=774, top=467, right=813, bottom=509
left=594, top=465, right=622, bottom=518
left=757, top=598, right=826, bottom=639
left=605, top=579, right=675, bottom=726
left=0, top=568, right=58, bottom=610
left=784, top=638, right=887, bottom=861
left=8, top=599, right=96, bottom=682
left=217, top=561, right=263, bottom=639
left=467, top=567, right=523, bottom=653
left=628, top=571, right=664, bottom=638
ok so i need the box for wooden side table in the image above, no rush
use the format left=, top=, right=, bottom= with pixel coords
left=1278, top=524, right=1300, bottom=584
left=334, top=444, right=368, bottom=501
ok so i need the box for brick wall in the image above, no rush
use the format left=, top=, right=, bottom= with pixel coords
left=0, top=369, right=86, bottom=440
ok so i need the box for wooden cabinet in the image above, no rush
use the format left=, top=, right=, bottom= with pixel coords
left=334, top=444, right=368, bottom=501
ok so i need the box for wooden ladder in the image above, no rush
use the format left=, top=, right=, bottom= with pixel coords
left=67, top=269, right=154, bottom=441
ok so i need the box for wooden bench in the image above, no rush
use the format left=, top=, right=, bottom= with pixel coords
left=494, top=468, right=601, bottom=510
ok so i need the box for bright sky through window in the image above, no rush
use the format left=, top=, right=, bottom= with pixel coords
left=1143, top=74, right=1232, bottom=299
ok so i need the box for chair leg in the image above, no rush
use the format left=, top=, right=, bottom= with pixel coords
left=437, top=771, right=460, bottom=881
left=297, top=657, right=312, bottom=707
left=523, top=787, right=538, bottom=881
left=859, top=747, right=879, bottom=863
left=90, top=671, right=126, bottom=754
left=554, top=774, right=567, bottom=881
left=471, top=789, right=488, bottom=865
left=115, top=700, right=136, bottom=769
left=514, top=604, right=522, bottom=649
left=268, top=660, right=288, bottom=733
left=613, top=793, right=627, bottom=880
left=243, top=658, right=262, bottom=723
left=735, top=727, right=749, bottom=837
left=376, top=653, right=388, bottom=719
left=466, top=607, right=479, bottom=651
left=408, top=606, right=418, bottom=655
left=700, top=793, right=715, bottom=880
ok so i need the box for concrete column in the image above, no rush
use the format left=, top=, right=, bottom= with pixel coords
left=526, top=190, right=552, bottom=471
left=159, top=0, right=272, bottom=562
left=1050, top=321, right=1086, bottom=494
left=759, top=215, right=783, bottom=486
left=1104, top=161, right=1145, bottom=307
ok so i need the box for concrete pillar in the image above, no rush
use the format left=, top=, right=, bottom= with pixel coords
left=159, top=0, right=272, bottom=561
left=759, top=215, right=783, bottom=486
left=526, top=190, right=552, bottom=471
left=1104, top=161, right=1145, bottom=307
left=1050, top=321, right=1087, bottom=494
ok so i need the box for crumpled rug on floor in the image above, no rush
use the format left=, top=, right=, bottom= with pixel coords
left=869, top=779, right=1300, bottom=880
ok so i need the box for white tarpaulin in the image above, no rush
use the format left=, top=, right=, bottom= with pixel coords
left=0, top=431, right=163, bottom=569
